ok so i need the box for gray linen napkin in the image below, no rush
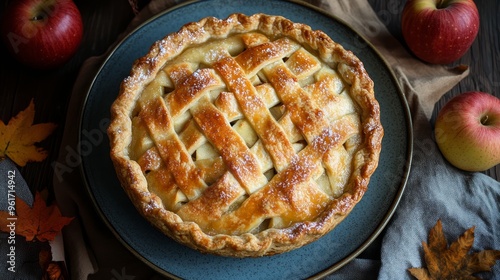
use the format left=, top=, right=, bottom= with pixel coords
left=53, top=0, right=499, bottom=279
left=377, top=103, right=500, bottom=280
left=317, top=1, right=500, bottom=279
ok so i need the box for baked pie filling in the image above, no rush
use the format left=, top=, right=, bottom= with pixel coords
left=108, top=13, right=383, bottom=257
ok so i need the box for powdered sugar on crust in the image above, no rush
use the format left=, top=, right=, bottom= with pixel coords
left=107, top=13, right=383, bottom=257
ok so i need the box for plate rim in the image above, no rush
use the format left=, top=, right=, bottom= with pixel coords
left=78, top=0, right=413, bottom=278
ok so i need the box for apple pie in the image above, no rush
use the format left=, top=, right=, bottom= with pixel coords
left=108, top=13, right=383, bottom=257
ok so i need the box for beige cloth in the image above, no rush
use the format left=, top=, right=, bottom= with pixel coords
left=322, top=0, right=468, bottom=118
left=53, top=0, right=468, bottom=279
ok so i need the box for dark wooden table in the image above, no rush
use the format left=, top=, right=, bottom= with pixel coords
left=0, top=0, right=136, bottom=195
left=0, top=0, right=498, bottom=275
left=372, top=0, right=499, bottom=183
left=1, top=0, right=497, bottom=195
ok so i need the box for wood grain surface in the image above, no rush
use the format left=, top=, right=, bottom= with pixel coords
left=369, top=0, right=499, bottom=180
left=0, top=0, right=498, bottom=199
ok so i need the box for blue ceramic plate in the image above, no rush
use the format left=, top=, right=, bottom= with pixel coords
left=80, top=0, right=412, bottom=278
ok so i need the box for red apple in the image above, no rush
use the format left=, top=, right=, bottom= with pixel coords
left=434, top=91, right=500, bottom=172
left=401, top=0, right=479, bottom=64
left=0, top=0, right=83, bottom=69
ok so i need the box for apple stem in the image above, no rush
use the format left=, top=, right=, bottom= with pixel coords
left=480, top=114, right=489, bottom=125
left=436, top=0, right=450, bottom=9
left=31, top=15, right=45, bottom=21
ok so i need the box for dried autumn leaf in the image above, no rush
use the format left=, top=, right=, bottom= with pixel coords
left=0, top=99, right=57, bottom=166
left=0, top=192, right=73, bottom=242
left=409, top=219, right=500, bottom=280
left=0, top=210, right=14, bottom=232
left=40, top=245, right=69, bottom=280
left=43, top=262, right=65, bottom=280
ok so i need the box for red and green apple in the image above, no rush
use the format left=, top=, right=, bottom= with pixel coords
left=435, top=91, right=500, bottom=172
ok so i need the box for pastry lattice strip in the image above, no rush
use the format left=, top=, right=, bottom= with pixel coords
left=134, top=33, right=361, bottom=234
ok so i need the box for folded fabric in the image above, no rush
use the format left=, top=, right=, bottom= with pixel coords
left=378, top=110, right=500, bottom=279
left=316, top=1, right=500, bottom=279
left=52, top=0, right=499, bottom=279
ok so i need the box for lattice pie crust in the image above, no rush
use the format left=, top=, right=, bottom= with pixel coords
left=108, top=13, right=383, bottom=257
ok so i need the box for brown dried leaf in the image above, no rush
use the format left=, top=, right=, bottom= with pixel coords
left=408, top=267, right=432, bottom=280
left=43, top=262, right=64, bottom=280
left=0, top=210, right=13, bottom=232
left=409, top=220, right=500, bottom=279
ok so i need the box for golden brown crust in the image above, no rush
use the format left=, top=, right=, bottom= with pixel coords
left=108, top=13, right=383, bottom=257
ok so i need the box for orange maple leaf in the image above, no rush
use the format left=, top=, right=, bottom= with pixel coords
left=0, top=99, right=57, bottom=166
left=409, top=219, right=500, bottom=280
left=40, top=247, right=68, bottom=280
left=0, top=192, right=73, bottom=242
